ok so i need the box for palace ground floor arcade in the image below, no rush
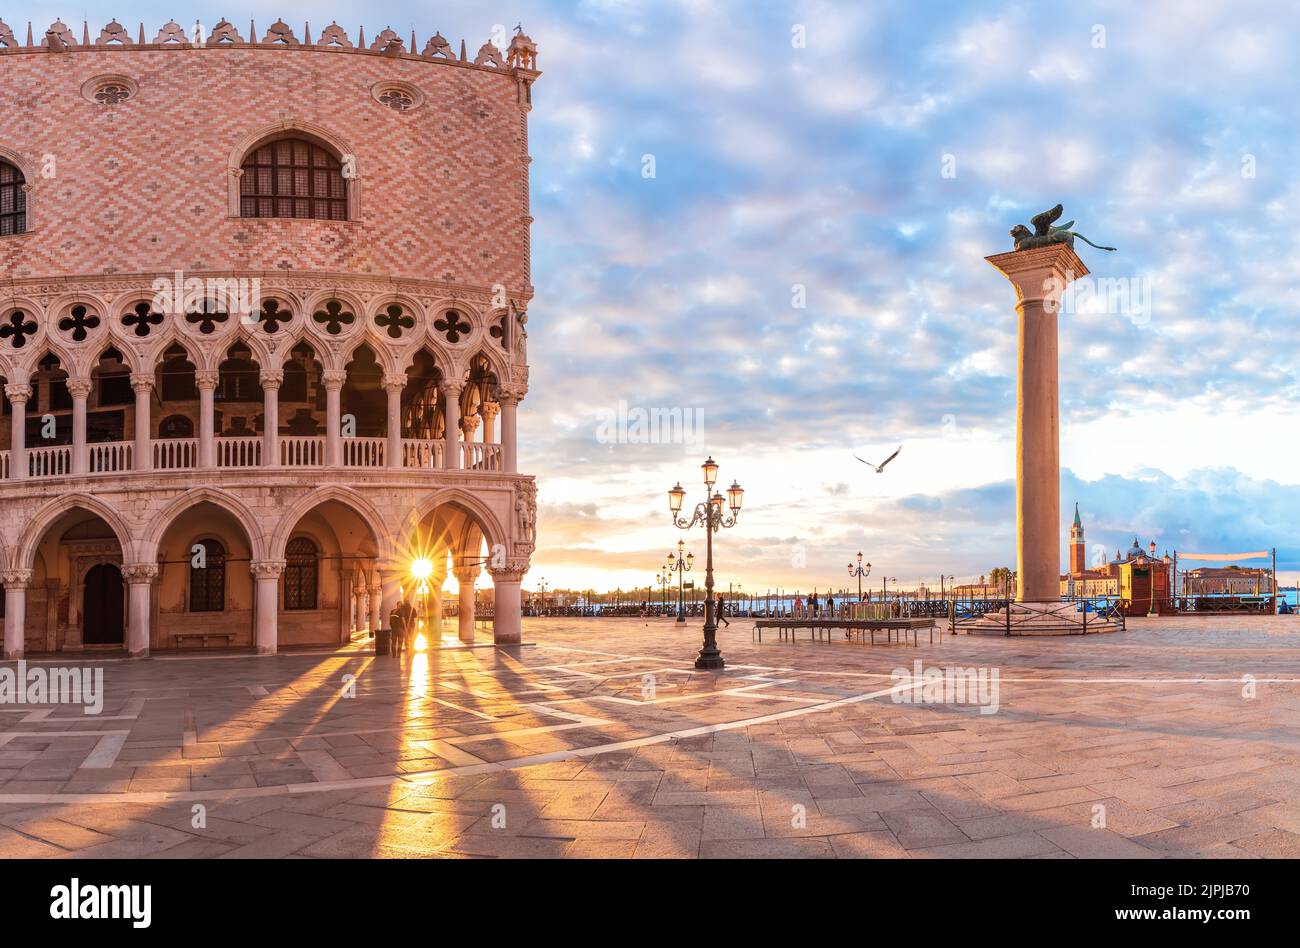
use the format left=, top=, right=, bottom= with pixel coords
left=0, top=475, right=534, bottom=659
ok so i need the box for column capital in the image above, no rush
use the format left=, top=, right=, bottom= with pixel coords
left=985, top=244, right=1089, bottom=309
left=66, top=377, right=93, bottom=399
left=130, top=373, right=153, bottom=393
left=495, top=382, right=526, bottom=404
left=488, top=561, right=530, bottom=583
left=121, top=563, right=160, bottom=584
left=259, top=370, right=284, bottom=390
left=454, top=565, right=481, bottom=584
left=323, top=369, right=348, bottom=390
left=480, top=401, right=501, bottom=422
left=382, top=372, right=407, bottom=392
left=195, top=370, right=220, bottom=390
left=1, top=569, right=33, bottom=588
left=459, top=414, right=481, bottom=437
left=4, top=383, right=31, bottom=403
left=438, top=380, right=464, bottom=398
left=250, top=560, right=286, bottom=580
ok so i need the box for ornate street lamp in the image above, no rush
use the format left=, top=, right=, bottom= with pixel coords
left=655, top=569, right=672, bottom=613
left=847, top=552, right=872, bottom=602
left=668, top=457, right=743, bottom=670
left=665, top=538, right=694, bottom=623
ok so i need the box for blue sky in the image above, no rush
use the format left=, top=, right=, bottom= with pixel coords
left=11, top=2, right=1300, bottom=592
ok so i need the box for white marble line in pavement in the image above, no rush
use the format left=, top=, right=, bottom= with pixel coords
left=0, top=730, right=130, bottom=769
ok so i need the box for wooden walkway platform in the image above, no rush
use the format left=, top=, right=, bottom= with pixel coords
left=752, top=617, right=939, bottom=647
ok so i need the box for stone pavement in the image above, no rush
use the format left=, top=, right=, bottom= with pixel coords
left=0, top=615, right=1298, bottom=858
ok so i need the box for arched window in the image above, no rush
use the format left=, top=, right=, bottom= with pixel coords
left=159, top=415, right=194, bottom=438
left=240, top=139, right=347, bottom=221
left=0, top=161, right=25, bottom=236
left=284, top=537, right=319, bottom=610
left=189, top=539, right=226, bottom=613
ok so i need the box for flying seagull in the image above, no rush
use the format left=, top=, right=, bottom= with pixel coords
left=854, top=446, right=902, bottom=473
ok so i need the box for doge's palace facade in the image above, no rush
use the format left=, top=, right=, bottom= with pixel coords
left=0, top=18, right=539, bottom=657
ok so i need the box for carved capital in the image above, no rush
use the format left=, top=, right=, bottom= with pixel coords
left=259, top=370, right=284, bottom=390
left=322, top=369, right=348, bottom=390
left=495, top=383, right=525, bottom=405
left=489, top=560, right=530, bottom=583
left=382, top=372, right=407, bottom=392
left=130, top=374, right=153, bottom=393
left=1, top=569, right=33, bottom=589
left=4, top=383, right=31, bottom=403
left=250, top=560, right=286, bottom=580
left=459, top=414, right=481, bottom=436
left=480, top=401, right=501, bottom=422
left=454, top=566, right=481, bottom=584
left=195, top=370, right=220, bottom=390
left=66, top=377, right=93, bottom=399
left=121, top=563, right=160, bottom=584
left=438, top=381, right=463, bottom=398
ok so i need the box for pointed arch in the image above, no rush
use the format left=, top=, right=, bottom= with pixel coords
left=269, top=485, right=390, bottom=561
left=140, top=487, right=268, bottom=562
left=14, top=492, right=136, bottom=570
left=398, top=487, right=508, bottom=560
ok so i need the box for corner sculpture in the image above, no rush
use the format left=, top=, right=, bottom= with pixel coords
left=1010, top=204, right=1116, bottom=253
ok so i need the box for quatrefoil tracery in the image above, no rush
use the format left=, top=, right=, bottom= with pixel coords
left=313, top=299, right=355, bottom=335
left=58, top=305, right=101, bottom=342
left=256, top=299, right=292, bottom=333
left=122, top=301, right=164, bottom=337
left=376, top=303, right=415, bottom=339
left=435, top=309, right=471, bottom=344
left=0, top=310, right=37, bottom=349
left=185, top=299, right=230, bottom=335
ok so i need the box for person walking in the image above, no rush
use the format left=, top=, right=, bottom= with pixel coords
left=389, top=605, right=407, bottom=656
left=715, top=593, right=730, bottom=628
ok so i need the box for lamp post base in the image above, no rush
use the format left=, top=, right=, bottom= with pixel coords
left=694, top=646, right=724, bottom=670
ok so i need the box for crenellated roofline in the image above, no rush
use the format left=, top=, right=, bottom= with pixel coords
left=0, top=17, right=541, bottom=83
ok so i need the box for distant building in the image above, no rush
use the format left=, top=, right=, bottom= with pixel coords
left=1182, top=566, right=1273, bottom=596
left=1061, top=504, right=1172, bottom=614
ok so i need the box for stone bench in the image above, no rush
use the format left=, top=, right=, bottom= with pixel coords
left=752, top=617, right=937, bottom=646
left=173, top=631, right=238, bottom=649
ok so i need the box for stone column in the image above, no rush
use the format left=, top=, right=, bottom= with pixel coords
left=369, top=579, right=383, bottom=635
left=431, top=557, right=447, bottom=638
left=456, top=566, right=479, bottom=644
left=985, top=244, right=1088, bottom=603
left=489, top=562, right=526, bottom=645
left=379, top=566, right=403, bottom=632
left=131, top=374, right=152, bottom=471
left=384, top=372, right=405, bottom=469
left=196, top=370, right=218, bottom=469
left=6, top=383, right=30, bottom=479
left=260, top=370, right=283, bottom=467
left=251, top=560, right=285, bottom=655
left=122, top=563, right=158, bottom=659
left=2, top=570, right=31, bottom=659
left=480, top=401, right=500, bottom=444
left=498, top=387, right=520, bottom=474
left=323, top=369, right=346, bottom=467
left=350, top=567, right=367, bottom=633
left=68, top=377, right=92, bottom=475
left=440, top=381, right=462, bottom=469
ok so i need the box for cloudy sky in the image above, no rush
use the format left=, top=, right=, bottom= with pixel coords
left=20, top=1, right=1300, bottom=594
